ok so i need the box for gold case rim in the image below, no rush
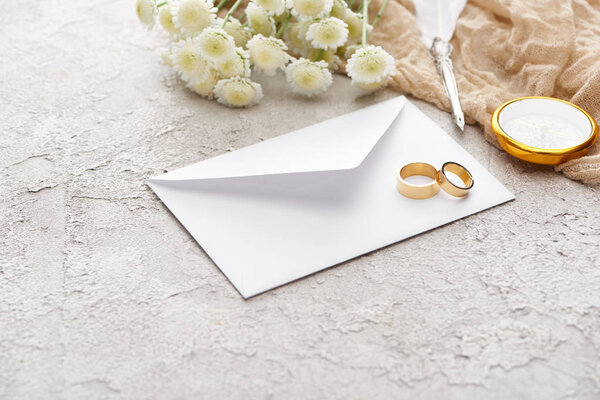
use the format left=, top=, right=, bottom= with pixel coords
left=491, top=96, right=599, bottom=165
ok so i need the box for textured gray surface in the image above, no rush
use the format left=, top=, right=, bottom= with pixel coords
left=2, top=1, right=600, bottom=399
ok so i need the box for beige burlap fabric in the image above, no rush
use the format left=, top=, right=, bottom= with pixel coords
left=368, top=0, right=600, bottom=185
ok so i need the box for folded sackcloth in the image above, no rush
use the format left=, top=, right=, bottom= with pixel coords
left=368, top=0, right=600, bottom=185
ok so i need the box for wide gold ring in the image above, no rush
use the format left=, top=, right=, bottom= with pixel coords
left=436, top=161, right=474, bottom=197
left=397, top=162, right=440, bottom=199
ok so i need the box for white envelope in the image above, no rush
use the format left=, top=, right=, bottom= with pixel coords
left=148, top=97, right=514, bottom=298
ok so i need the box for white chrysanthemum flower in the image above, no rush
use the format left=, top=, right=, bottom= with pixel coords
left=330, top=0, right=348, bottom=19
left=283, top=22, right=308, bottom=55
left=252, top=0, right=286, bottom=16
left=285, top=58, right=332, bottom=96
left=347, top=45, right=396, bottom=84
left=136, top=0, right=156, bottom=26
left=247, top=34, right=289, bottom=75
left=160, top=47, right=174, bottom=66
left=197, top=28, right=236, bottom=62
left=306, top=17, right=348, bottom=50
left=171, top=0, right=217, bottom=36
left=246, top=3, right=276, bottom=36
left=214, top=48, right=250, bottom=78
left=171, top=37, right=211, bottom=83
left=214, top=77, right=264, bottom=107
left=223, top=18, right=252, bottom=48
left=158, top=4, right=178, bottom=34
left=286, top=0, right=332, bottom=19
left=344, top=11, right=371, bottom=42
left=187, top=68, right=220, bottom=97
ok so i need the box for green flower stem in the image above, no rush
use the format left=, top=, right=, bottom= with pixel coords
left=239, top=12, right=246, bottom=21
left=156, top=1, right=167, bottom=8
left=275, top=13, right=292, bottom=39
left=216, top=0, right=230, bottom=11
left=222, top=0, right=244, bottom=27
left=361, top=0, right=370, bottom=46
left=370, top=0, right=389, bottom=31
left=314, top=48, right=325, bottom=61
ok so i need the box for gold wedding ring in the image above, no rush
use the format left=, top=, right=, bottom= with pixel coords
left=397, top=162, right=440, bottom=199
left=436, top=161, right=474, bottom=197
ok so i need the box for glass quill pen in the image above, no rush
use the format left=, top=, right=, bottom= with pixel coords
left=414, top=0, right=467, bottom=131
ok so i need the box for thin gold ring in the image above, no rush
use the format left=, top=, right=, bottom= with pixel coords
left=436, top=161, right=474, bottom=197
left=397, top=162, right=440, bottom=199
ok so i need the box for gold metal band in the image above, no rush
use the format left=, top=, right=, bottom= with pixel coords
left=436, top=161, right=474, bottom=197
left=397, top=162, right=440, bottom=199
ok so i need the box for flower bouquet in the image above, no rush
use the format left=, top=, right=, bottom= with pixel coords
left=136, top=0, right=395, bottom=107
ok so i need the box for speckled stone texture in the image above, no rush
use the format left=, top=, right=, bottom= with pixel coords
left=1, top=1, right=600, bottom=399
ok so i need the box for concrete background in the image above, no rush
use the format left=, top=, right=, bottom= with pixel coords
left=1, top=1, right=599, bottom=399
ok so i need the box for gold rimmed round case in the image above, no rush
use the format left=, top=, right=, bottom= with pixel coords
left=491, top=96, right=598, bottom=165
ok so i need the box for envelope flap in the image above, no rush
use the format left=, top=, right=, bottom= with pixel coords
left=149, top=96, right=406, bottom=182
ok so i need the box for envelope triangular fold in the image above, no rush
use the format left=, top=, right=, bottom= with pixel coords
left=150, top=97, right=406, bottom=182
